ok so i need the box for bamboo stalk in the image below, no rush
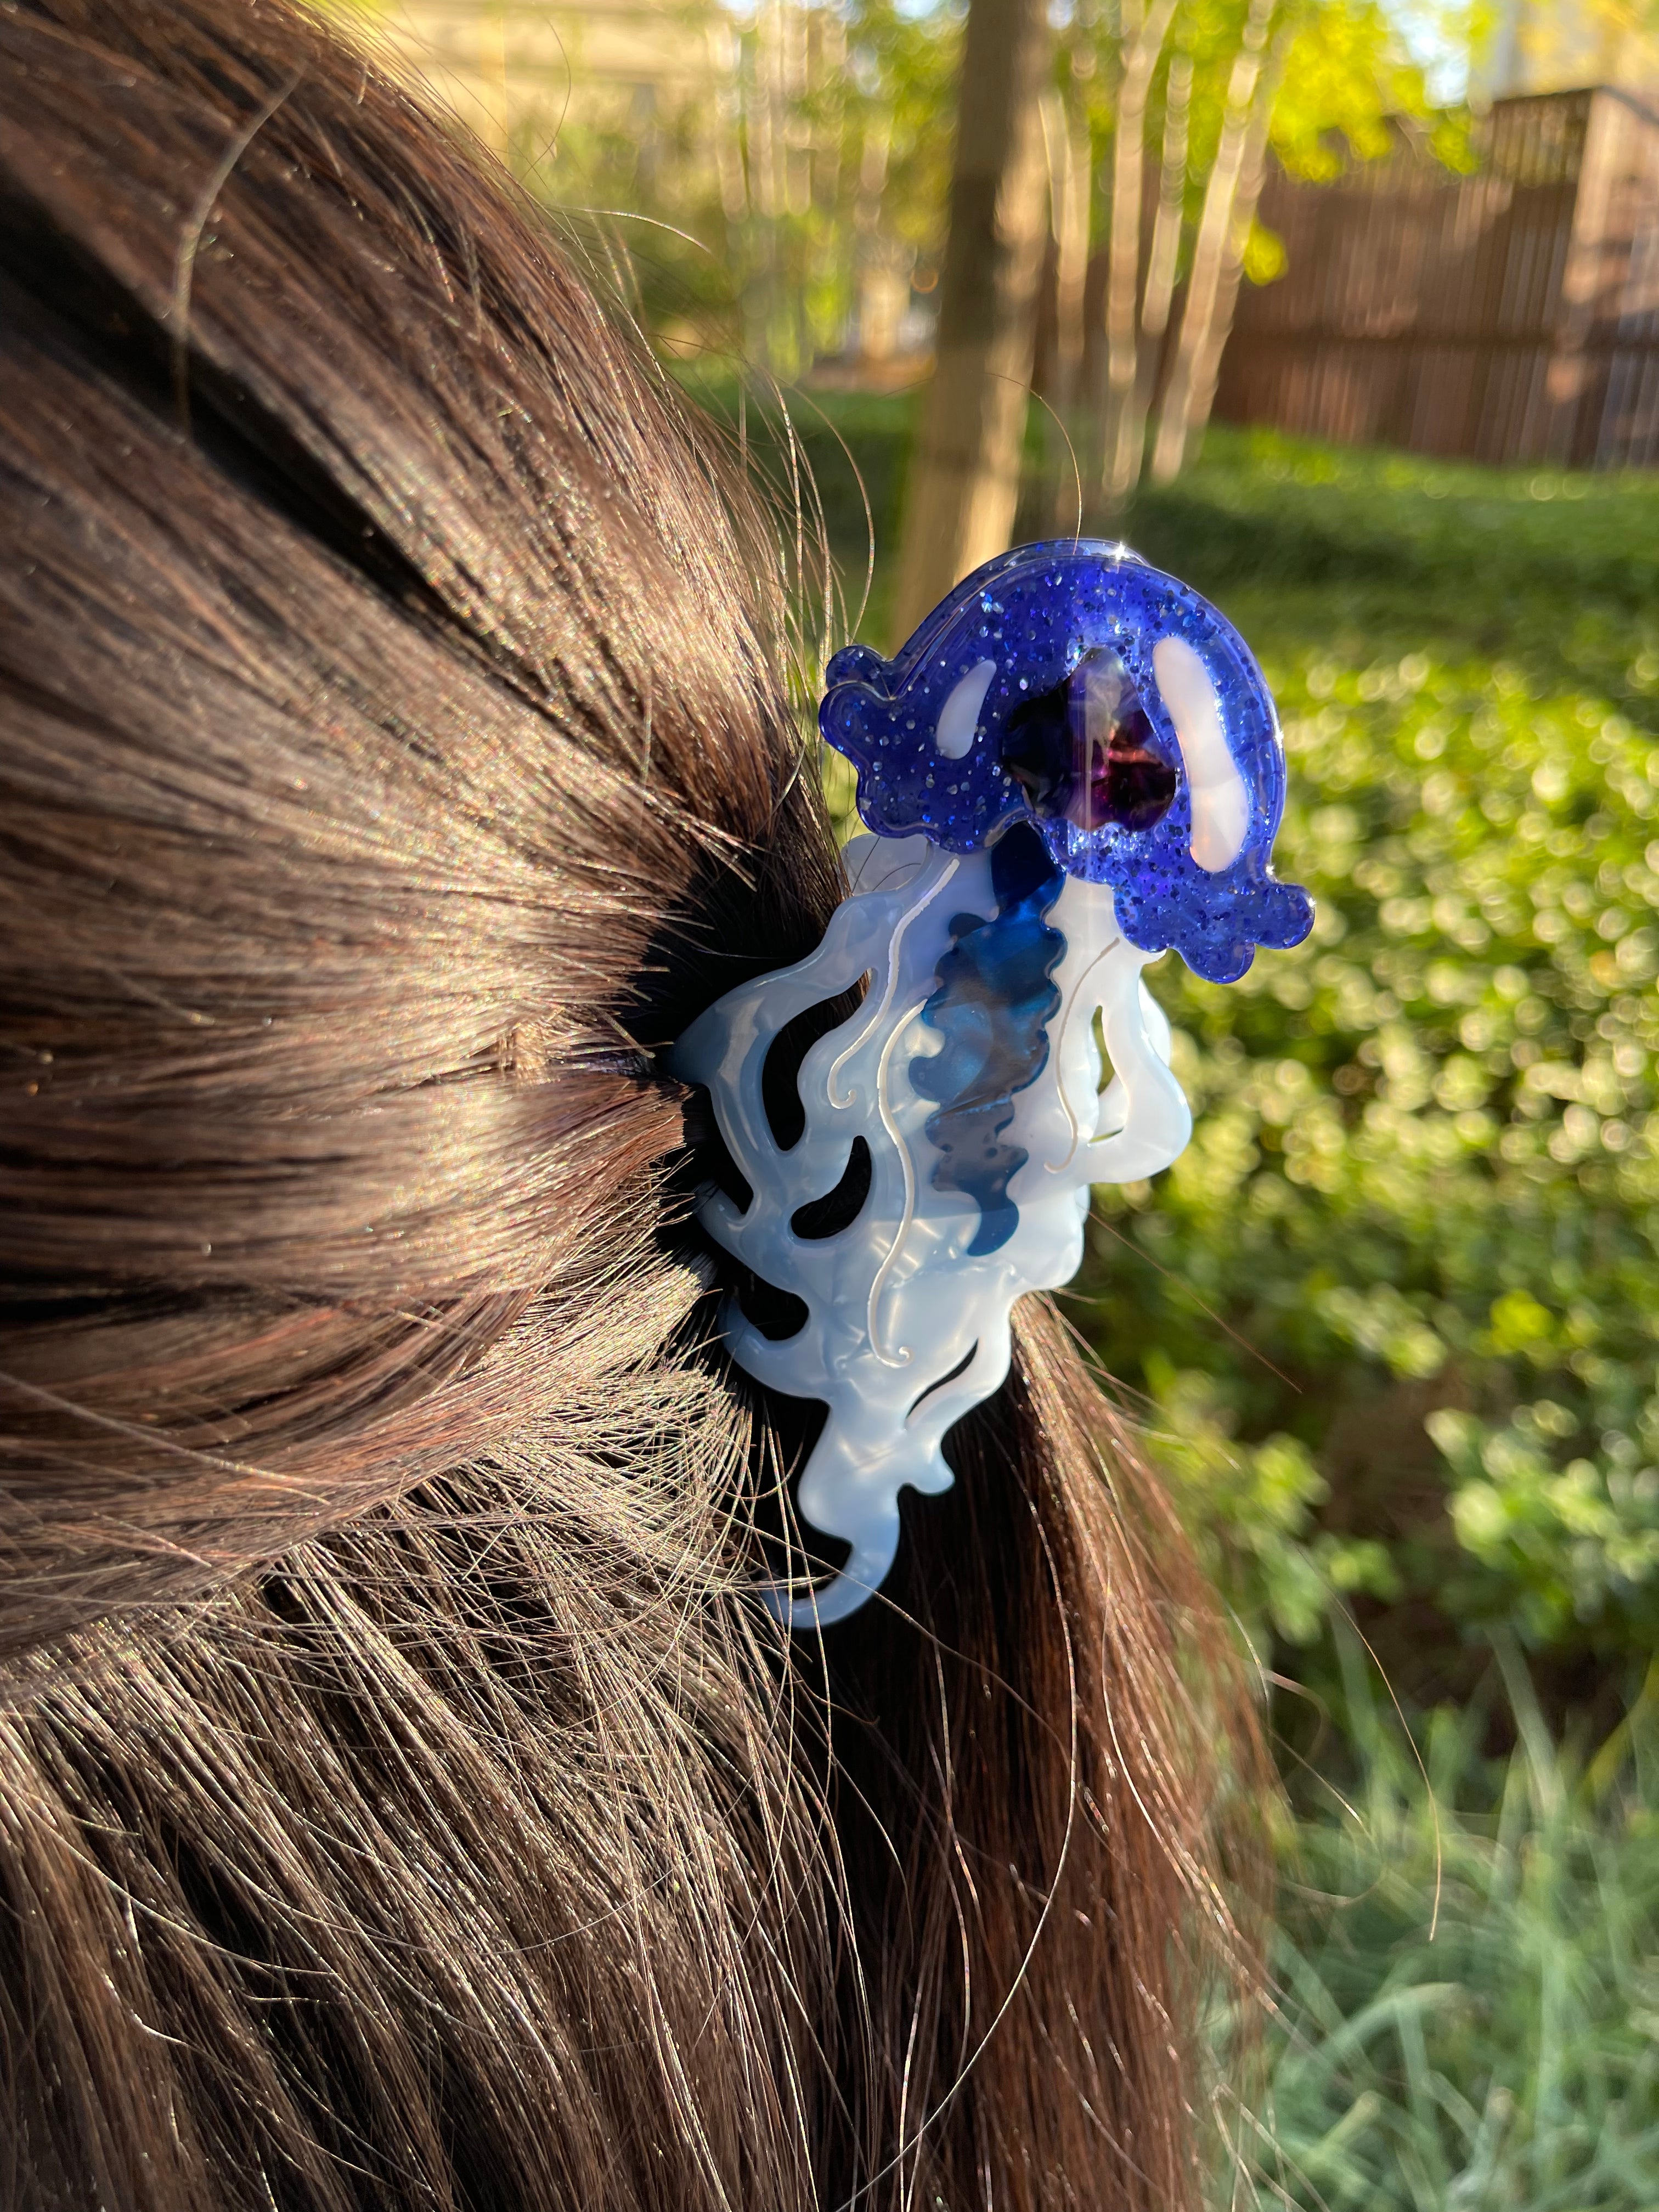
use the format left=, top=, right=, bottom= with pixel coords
left=1182, top=29, right=1290, bottom=462
left=1149, top=0, right=1278, bottom=484
left=710, top=19, right=748, bottom=225
left=894, top=0, right=1052, bottom=635
left=1111, top=47, right=1190, bottom=501
left=1041, top=88, right=1092, bottom=413
left=1101, top=0, right=1180, bottom=496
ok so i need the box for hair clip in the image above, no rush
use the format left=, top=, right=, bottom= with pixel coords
left=675, top=540, right=1312, bottom=1626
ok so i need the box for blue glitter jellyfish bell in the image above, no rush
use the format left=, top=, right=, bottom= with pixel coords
left=674, top=540, right=1313, bottom=1627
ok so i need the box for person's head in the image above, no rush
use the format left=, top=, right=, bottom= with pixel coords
left=0, top=3, right=1262, bottom=2204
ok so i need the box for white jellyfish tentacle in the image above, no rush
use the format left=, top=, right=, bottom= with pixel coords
left=828, top=855, right=960, bottom=1107
left=867, top=997, right=931, bottom=1366
left=1043, top=870, right=1126, bottom=1176
left=1026, top=874, right=1189, bottom=1186
left=1079, top=969, right=1191, bottom=1186
left=672, top=836, right=1198, bottom=1629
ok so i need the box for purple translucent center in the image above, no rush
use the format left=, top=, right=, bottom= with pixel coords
left=999, top=650, right=1178, bottom=836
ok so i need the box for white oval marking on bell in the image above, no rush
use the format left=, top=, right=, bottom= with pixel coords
left=934, top=658, right=997, bottom=759
left=1153, top=634, right=1249, bottom=873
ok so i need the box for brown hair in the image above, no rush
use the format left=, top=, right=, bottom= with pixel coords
left=0, top=3, right=1264, bottom=2205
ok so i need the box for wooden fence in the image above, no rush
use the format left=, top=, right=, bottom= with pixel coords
left=1216, top=88, right=1659, bottom=469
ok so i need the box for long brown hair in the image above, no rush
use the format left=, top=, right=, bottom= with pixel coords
left=0, top=4, right=1264, bottom=2205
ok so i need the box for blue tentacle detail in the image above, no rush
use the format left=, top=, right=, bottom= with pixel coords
left=909, top=825, right=1066, bottom=1256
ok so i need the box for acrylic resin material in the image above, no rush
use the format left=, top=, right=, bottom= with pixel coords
left=674, top=540, right=1312, bottom=1627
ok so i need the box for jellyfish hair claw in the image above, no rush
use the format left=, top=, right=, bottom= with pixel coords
left=673, top=540, right=1313, bottom=1628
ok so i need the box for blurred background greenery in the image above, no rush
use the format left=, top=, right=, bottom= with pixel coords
left=359, top=0, right=1658, bottom=2194
left=735, top=387, right=1659, bottom=2204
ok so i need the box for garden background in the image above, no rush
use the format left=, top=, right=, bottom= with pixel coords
left=368, top=0, right=1659, bottom=2198
left=731, top=390, right=1659, bottom=2210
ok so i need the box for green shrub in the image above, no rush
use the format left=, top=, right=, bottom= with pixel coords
left=1081, top=431, right=1659, bottom=1688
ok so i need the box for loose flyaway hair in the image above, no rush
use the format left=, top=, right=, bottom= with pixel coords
left=0, top=4, right=1265, bottom=2207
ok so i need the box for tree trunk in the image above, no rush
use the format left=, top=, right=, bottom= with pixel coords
left=709, top=19, right=749, bottom=226
left=1100, top=0, right=1179, bottom=502
left=1040, top=84, right=1091, bottom=525
left=1040, top=87, right=1091, bottom=414
left=1148, top=0, right=1278, bottom=486
left=1181, top=46, right=1284, bottom=462
left=894, top=0, right=1052, bottom=639
left=1114, top=47, right=1190, bottom=499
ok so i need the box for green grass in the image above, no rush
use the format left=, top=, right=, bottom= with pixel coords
left=1240, top=1646, right=1659, bottom=2212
